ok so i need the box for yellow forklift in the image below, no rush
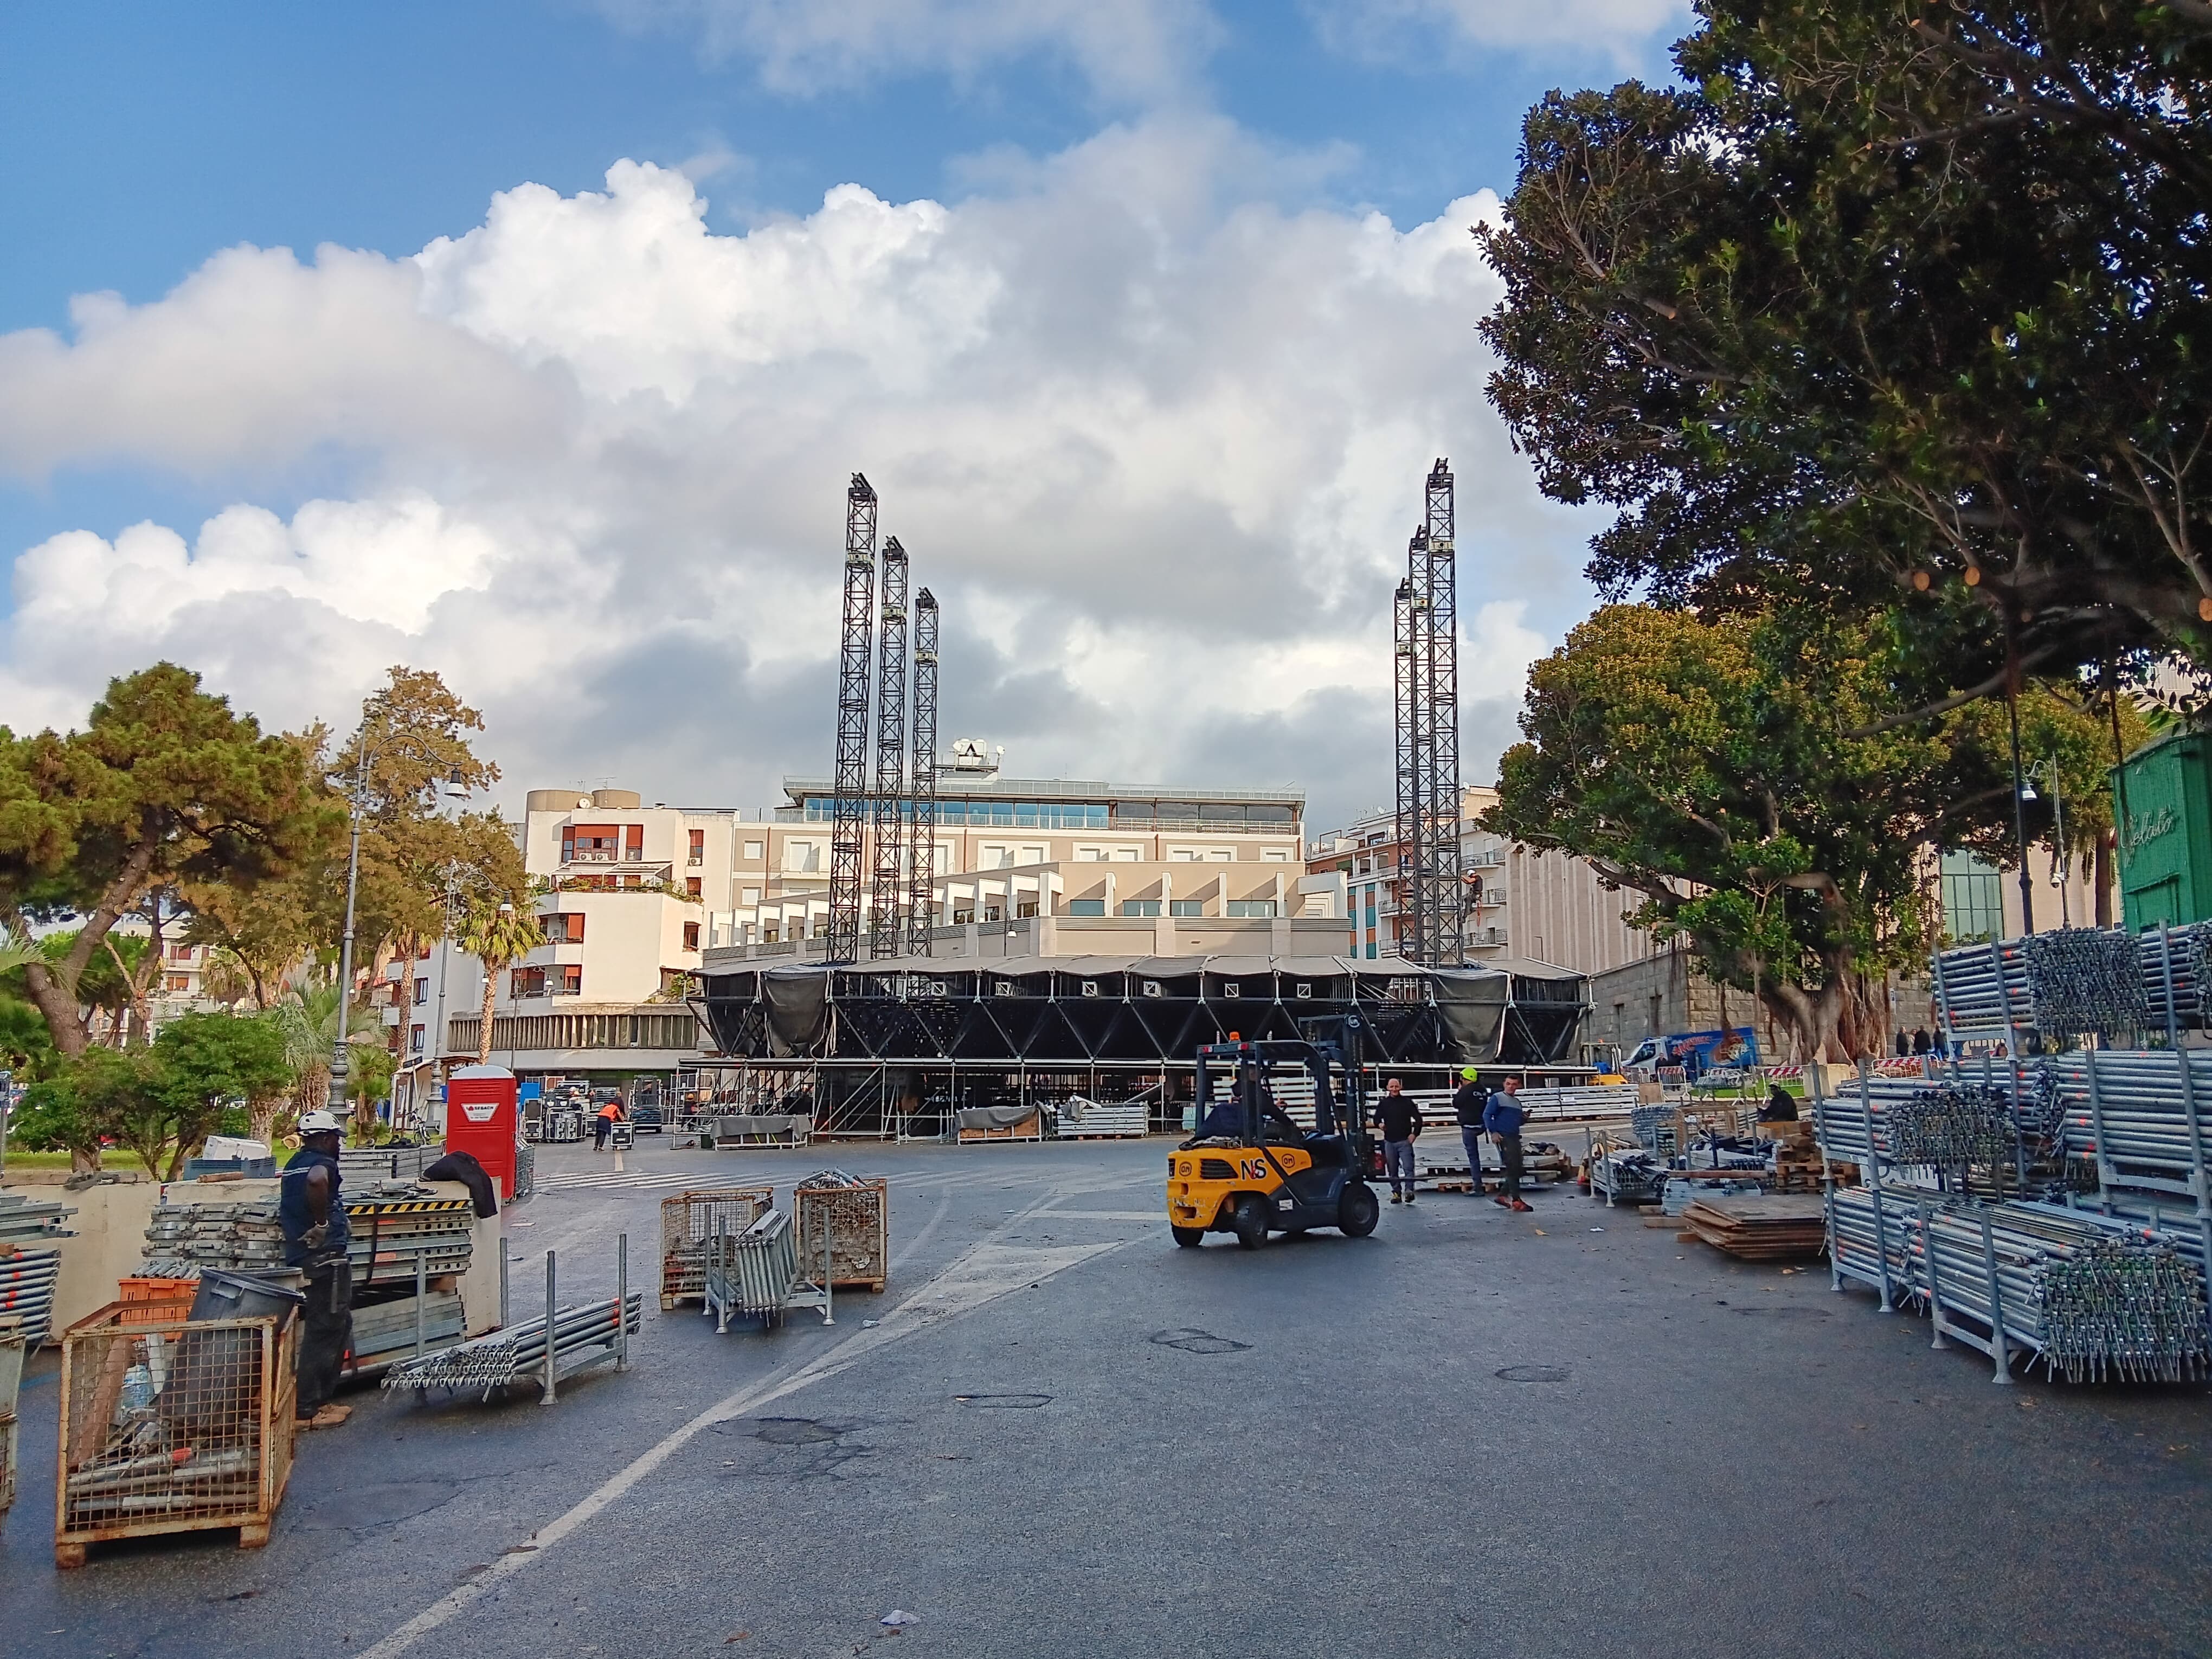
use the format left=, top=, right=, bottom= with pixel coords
left=1166, top=1029, right=1380, bottom=1249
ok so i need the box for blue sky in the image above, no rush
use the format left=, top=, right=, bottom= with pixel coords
left=0, top=0, right=1688, bottom=823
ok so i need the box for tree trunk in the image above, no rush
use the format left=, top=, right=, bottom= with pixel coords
left=22, top=833, right=163, bottom=1058
left=478, top=966, right=497, bottom=1064
left=248, top=1090, right=286, bottom=1147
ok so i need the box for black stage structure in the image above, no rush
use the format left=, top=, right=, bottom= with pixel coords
left=692, top=953, right=1590, bottom=1138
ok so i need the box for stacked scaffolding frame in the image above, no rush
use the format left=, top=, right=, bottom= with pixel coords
left=869, top=538, right=910, bottom=957
left=827, top=474, right=879, bottom=965
left=905, top=588, right=941, bottom=956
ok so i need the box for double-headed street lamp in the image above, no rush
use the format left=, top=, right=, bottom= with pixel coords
left=2021, top=759, right=2072, bottom=929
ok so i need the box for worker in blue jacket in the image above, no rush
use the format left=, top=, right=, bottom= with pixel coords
left=1483, top=1077, right=1532, bottom=1212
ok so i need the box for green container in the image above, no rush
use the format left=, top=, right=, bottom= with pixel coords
left=2115, top=729, right=2212, bottom=930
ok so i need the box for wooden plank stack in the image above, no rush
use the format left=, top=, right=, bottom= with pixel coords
left=1680, top=1193, right=1828, bottom=1261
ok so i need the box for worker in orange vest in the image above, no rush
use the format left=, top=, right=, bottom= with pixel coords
left=593, top=1096, right=623, bottom=1152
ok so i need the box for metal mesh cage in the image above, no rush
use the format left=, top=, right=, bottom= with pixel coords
left=56, top=1303, right=297, bottom=1564
left=660, top=1188, right=774, bottom=1306
left=794, top=1172, right=889, bottom=1292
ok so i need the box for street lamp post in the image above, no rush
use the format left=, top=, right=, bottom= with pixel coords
left=329, top=739, right=372, bottom=1115
left=2022, top=760, right=2071, bottom=929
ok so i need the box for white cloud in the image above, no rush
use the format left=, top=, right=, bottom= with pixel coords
left=599, top=0, right=1221, bottom=106
left=1306, top=0, right=1690, bottom=63
left=0, top=124, right=1591, bottom=829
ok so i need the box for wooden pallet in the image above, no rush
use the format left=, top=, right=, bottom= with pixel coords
left=957, top=1120, right=1041, bottom=1144
left=1679, top=1194, right=1828, bottom=1261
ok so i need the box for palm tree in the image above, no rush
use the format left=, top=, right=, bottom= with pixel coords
left=455, top=903, right=542, bottom=1064
left=270, top=981, right=342, bottom=1144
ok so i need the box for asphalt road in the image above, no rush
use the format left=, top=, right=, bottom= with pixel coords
left=4, top=1138, right=2208, bottom=1658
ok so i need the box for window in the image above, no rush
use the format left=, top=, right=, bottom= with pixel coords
left=683, top=921, right=700, bottom=950
left=413, top=977, right=429, bottom=1005
left=1169, top=848, right=1199, bottom=861
left=743, top=840, right=764, bottom=860
left=785, top=841, right=822, bottom=873
left=1020, top=846, right=1047, bottom=865
left=546, top=913, right=584, bottom=943
left=410, top=1024, right=425, bottom=1053
left=741, top=887, right=761, bottom=905
left=1169, top=899, right=1204, bottom=917
left=1065, top=899, right=1107, bottom=916
left=168, top=944, right=194, bottom=962
left=1075, top=847, right=1106, bottom=861
left=1226, top=900, right=1278, bottom=918
left=763, top=924, right=781, bottom=943
left=1940, top=850, right=2005, bottom=944
left=1263, top=850, right=1289, bottom=863
left=688, top=828, right=705, bottom=865
left=952, top=905, right=975, bottom=924
left=685, top=877, right=702, bottom=898
left=1114, top=847, right=1141, bottom=861
left=623, top=824, right=645, bottom=861
left=564, top=823, right=618, bottom=863
left=1016, top=899, right=1039, bottom=919
left=551, top=964, right=582, bottom=996
left=983, top=904, right=1003, bottom=922
left=511, top=967, right=546, bottom=998
left=1120, top=899, right=1161, bottom=917
left=1209, top=850, right=1234, bottom=863
left=165, top=973, right=191, bottom=992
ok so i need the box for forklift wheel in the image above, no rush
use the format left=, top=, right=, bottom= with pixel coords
left=1172, top=1226, right=1205, bottom=1248
left=1338, top=1183, right=1380, bottom=1239
left=1230, top=1196, right=1270, bottom=1250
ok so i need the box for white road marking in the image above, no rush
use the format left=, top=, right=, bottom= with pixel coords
left=352, top=1172, right=1149, bottom=1659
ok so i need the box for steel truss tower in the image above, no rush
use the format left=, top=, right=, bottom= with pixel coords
left=827, top=474, right=878, bottom=965
left=904, top=588, right=940, bottom=956
left=1389, top=459, right=1467, bottom=967
left=1413, top=458, right=1467, bottom=966
left=1392, top=575, right=1424, bottom=964
left=867, top=538, right=910, bottom=957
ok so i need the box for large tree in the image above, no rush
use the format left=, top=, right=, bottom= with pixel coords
left=1488, top=603, right=2134, bottom=1059
left=0, top=665, right=332, bottom=1059
left=1478, top=1, right=2212, bottom=689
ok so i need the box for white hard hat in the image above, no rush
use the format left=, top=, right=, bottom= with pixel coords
left=298, top=1110, right=345, bottom=1135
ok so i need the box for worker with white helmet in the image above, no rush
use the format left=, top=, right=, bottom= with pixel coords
left=279, top=1109, right=355, bottom=1429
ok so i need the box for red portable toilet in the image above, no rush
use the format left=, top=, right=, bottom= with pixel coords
left=445, top=1064, right=520, bottom=1199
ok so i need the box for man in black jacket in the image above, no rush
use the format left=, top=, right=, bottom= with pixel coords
left=1374, top=1078, right=1423, bottom=1205
left=1451, top=1066, right=1488, bottom=1197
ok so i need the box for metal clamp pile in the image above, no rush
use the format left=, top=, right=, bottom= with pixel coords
left=381, top=1293, right=640, bottom=1398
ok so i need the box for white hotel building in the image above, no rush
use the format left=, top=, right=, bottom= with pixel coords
left=403, top=756, right=1345, bottom=1102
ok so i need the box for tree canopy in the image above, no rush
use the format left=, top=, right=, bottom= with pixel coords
left=0, top=665, right=332, bottom=1057
left=1477, top=1, right=2212, bottom=687
left=1487, top=603, right=2139, bottom=1058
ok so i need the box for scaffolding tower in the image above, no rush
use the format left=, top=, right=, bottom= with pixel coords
left=905, top=587, right=940, bottom=956
left=827, top=474, right=878, bottom=965
left=1390, top=459, right=1467, bottom=967
left=1392, top=575, right=1423, bottom=964
left=868, top=537, right=910, bottom=957
left=1414, top=458, right=1467, bottom=966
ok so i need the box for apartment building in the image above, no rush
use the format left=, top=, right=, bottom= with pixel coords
left=1307, top=785, right=1655, bottom=973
